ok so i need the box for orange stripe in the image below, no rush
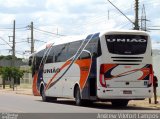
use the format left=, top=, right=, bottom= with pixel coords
left=45, top=61, right=71, bottom=90
left=32, top=72, right=40, bottom=96
left=104, top=67, right=150, bottom=81
left=104, top=64, right=117, bottom=73
left=138, top=68, right=150, bottom=80
left=75, top=59, right=92, bottom=90
left=106, top=68, right=140, bottom=80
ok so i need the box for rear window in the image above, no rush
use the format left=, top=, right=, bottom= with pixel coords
left=105, top=35, right=148, bottom=55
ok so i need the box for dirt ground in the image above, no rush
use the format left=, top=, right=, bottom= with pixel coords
left=129, top=97, right=160, bottom=109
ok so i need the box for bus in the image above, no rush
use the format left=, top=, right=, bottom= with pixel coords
left=29, top=30, right=153, bottom=107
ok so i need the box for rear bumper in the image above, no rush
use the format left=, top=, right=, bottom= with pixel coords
left=97, top=87, right=153, bottom=100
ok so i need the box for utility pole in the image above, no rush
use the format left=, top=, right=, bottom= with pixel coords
left=107, top=0, right=140, bottom=30
left=12, top=20, right=16, bottom=91
left=31, top=22, right=34, bottom=54
left=134, top=0, right=139, bottom=30
left=108, top=10, right=110, bottom=20
left=141, top=4, right=147, bottom=31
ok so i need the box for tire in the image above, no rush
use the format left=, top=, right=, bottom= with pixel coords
left=75, top=86, right=83, bottom=106
left=111, top=100, right=129, bottom=107
left=49, top=97, right=57, bottom=102
left=41, top=86, right=50, bottom=102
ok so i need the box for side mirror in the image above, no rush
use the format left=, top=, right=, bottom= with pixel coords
left=28, top=56, right=32, bottom=66
left=28, top=59, right=32, bottom=66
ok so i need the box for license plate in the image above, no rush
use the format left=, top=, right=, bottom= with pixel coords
left=123, top=90, right=132, bottom=94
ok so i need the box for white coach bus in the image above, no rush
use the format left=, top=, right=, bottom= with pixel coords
left=29, top=30, right=153, bottom=107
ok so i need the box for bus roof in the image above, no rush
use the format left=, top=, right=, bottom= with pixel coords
left=35, top=35, right=87, bottom=53
left=99, top=29, right=149, bottom=36
left=35, top=30, right=149, bottom=53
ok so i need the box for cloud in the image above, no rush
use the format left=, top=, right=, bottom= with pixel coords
left=0, top=0, right=46, bottom=14
left=0, top=13, right=15, bottom=25
left=0, top=0, right=159, bottom=57
left=0, top=0, right=31, bottom=8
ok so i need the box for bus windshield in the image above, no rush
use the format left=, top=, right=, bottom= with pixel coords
left=105, top=35, right=148, bottom=55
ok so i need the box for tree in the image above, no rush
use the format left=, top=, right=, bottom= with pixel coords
left=0, top=67, right=24, bottom=90
left=12, top=67, right=24, bottom=90
left=0, top=55, right=22, bottom=60
left=0, top=67, right=8, bottom=89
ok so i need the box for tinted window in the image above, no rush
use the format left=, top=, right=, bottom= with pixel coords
left=68, top=40, right=82, bottom=59
left=45, top=47, right=54, bottom=63
left=85, top=34, right=101, bottom=58
left=46, top=54, right=53, bottom=63
left=80, top=51, right=91, bottom=59
left=54, top=44, right=68, bottom=62
left=105, top=35, right=148, bottom=55
left=35, top=50, right=45, bottom=70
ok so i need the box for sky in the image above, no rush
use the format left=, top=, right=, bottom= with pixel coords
left=0, top=0, right=160, bottom=58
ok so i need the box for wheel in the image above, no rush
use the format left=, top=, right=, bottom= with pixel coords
left=111, top=100, right=129, bottom=107
left=41, top=86, right=50, bottom=102
left=75, top=86, right=83, bottom=106
left=49, top=97, right=57, bottom=102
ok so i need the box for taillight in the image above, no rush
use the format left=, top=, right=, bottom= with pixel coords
left=100, top=64, right=106, bottom=87
left=100, top=64, right=105, bottom=74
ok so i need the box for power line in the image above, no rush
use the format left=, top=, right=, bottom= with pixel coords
left=0, top=43, right=7, bottom=45
left=0, top=26, right=28, bottom=30
left=34, top=29, right=58, bottom=37
left=15, top=41, right=28, bottom=43
left=34, top=39, right=47, bottom=43
left=107, top=0, right=135, bottom=26
left=33, top=27, right=66, bottom=36
left=0, top=37, right=12, bottom=48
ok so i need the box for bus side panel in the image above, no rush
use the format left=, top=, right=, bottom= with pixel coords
left=32, top=65, right=44, bottom=96
left=43, top=58, right=93, bottom=98
left=62, top=63, right=81, bottom=98
left=32, top=72, right=40, bottom=96
left=43, top=62, right=71, bottom=97
left=80, top=58, right=97, bottom=99
left=73, top=59, right=93, bottom=99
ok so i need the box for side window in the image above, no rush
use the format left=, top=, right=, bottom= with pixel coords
left=80, top=51, right=90, bottom=59
left=68, top=41, right=82, bottom=59
left=46, top=55, right=53, bottom=63
left=46, top=47, right=54, bottom=63
left=85, top=42, right=97, bottom=57
left=54, top=44, right=68, bottom=62
left=35, top=50, right=45, bottom=70
left=85, top=36, right=101, bottom=58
